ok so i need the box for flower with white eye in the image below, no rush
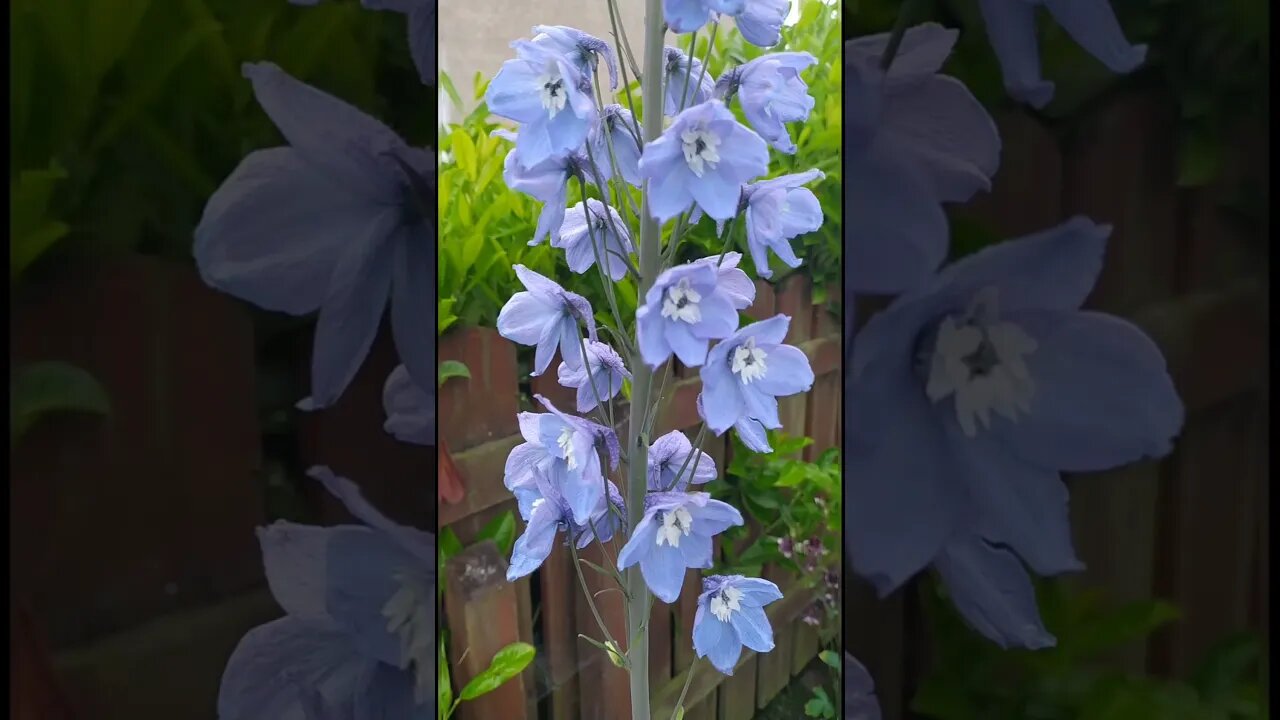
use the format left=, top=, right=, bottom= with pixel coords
left=616, top=492, right=743, bottom=603
left=700, top=314, right=814, bottom=434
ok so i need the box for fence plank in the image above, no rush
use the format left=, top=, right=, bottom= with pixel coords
left=574, top=541, right=630, bottom=719
left=755, top=564, right=794, bottom=708
left=439, top=327, right=521, bottom=450
left=844, top=577, right=905, bottom=720
left=445, top=541, right=528, bottom=720
left=541, top=544, right=580, bottom=720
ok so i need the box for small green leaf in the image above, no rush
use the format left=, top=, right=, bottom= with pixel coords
left=438, top=360, right=472, bottom=387
left=11, top=361, right=111, bottom=442
left=438, top=638, right=453, bottom=718
left=819, top=650, right=841, bottom=669
left=459, top=642, right=535, bottom=700
left=440, top=71, right=464, bottom=113
left=477, top=511, right=517, bottom=556
left=674, top=707, right=685, bottom=720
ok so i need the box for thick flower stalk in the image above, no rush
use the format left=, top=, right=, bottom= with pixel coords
left=489, top=3, right=823, bottom=716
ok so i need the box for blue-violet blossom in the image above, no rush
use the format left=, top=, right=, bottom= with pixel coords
left=617, top=491, right=744, bottom=602
left=647, top=429, right=718, bottom=491
left=640, top=99, right=769, bottom=222
left=554, top=198, right=635, bottom=281
left=557, top=340, right=631, bottom=412
left=530, top=25, right=619, bottom=91
left=508, top=466, right=625, bottom=581
left=978, top=0, right=1147, bottom=109
left=635, top=258, right=755, bottom=367
left=845, top=24, right=1001, bottom=295
left=692, top=575, right=783, bottom=674
left=383, top=365, right=433, bottom=445
left=662, top=46, right=718, bottom=116
left=663, top=0, right=744, bottom=35
left=741, top=169, right=825, bottom=278
left=716, top=52, right=817, bottom=154
left=505, top=394, right=619, bottom=525
left=496, top=265, right=597, bottom=376
left=845, top=217, right=1183, bottom=649
left=700, top=314, right=816, bottom=433
left=485, top=35, right=598, bottom=168
left=734, top=0, right=790, bottom=47
left=194, top=63, right=435, bottom=410
left=589, top=104, right=643, bottom=186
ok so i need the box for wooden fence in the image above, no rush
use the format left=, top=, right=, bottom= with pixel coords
left=438, top=274, right=843, bottom=720
left=844, top=90, right=1270, bottom=719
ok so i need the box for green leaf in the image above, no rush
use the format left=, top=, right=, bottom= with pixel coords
left=438, top=638, right=453, bottom=719
left=477, top=511, right=517, bottom=556
left=11, top=361, right=111, bottom=442
left=775, top=464, right=808, bottom=488
left=459, top=642, right=536, bottom=700
left=819, top=650, right=841, bottom=669
left=1178, top=131, right=1224, bottom=187
left=1191, top=633, right=1261, bottom=706
left=674, top=707, right=685, bottom=720
left=438, top=360, right=472, bottom=387
left=440, top=71, right=465, bottom=113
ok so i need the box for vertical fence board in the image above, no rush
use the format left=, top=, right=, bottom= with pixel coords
left=445, top=541, right=527, bottom=720
left=541, top=545, right=580, bottom=720
left=574, top=541, right=630, bottom=718
left=755, top=564, right=794, bottom=708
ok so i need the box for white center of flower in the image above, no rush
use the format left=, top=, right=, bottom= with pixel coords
left=655, top=506, right=694, bottom=548
left=661, top=279, right=703, bottom=324
left=681, top=127, right=721, bottom=177
left=709, top=586, right=743, bottom=622
left=382, top=571, right=433, bottom=704
left=537, top=63, right=567, bottom=119
left=557, top=427, right=578, bottom=470
left=730, top=337, right=768, bottom=384
left=925, top=288, right=1037, bottom=438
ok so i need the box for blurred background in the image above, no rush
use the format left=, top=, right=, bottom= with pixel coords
left=10, top=1, right=435, bottom=717
left=844, top=1, right=1270, bottom=719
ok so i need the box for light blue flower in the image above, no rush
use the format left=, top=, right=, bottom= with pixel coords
left=692, top=575, right=783, bottom=674
left=530, top=25, right=619, bottom=90
left=845, top=217, right=1184, bottom=648
left=589, top=104, right=643, bottom=186
left=497, top=132, right=606, bottom=246
left=663, top=0, right=745, bottom=34
left=508, top=466, right=625, bottom=581
left=845, top=654, right=882, bottom=720
left=617, top=491, right=744, bottom=602
left=717, top=52, right=816, bottom=153
left=663, top=46, right=718, bottom=116
left=845, top=24, right=1001, bottom=295
left=219, top=467, right=433, bottom=718
left=700, top=314, right=814, bottom=434
left=741, top=169, right=825, bottom=278
left=555, top=198, right=634, bottom=281
left=505, top=394, right=619, bottom=525
left=496, top=265, right=597, bottom=376
left=647, top=429, right=719, bottom=491
left=978, top=0, right=1147, bottom=109
left=194, top=62, right=434, bottom=410
left=636, top=258, right=754, bottom=368
left=698, top=393, right=774, bottom=453
left=383, top=365, right=433, bottom=445
left=557, top=340, right=631, bottom=412
left=640, top=100, right=769, bottom=222
left=485, top=36, right=598, bottom=168
left=734, top=0, right=790, bottom=47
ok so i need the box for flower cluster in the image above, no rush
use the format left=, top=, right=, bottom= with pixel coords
left=845, top=10, right=1181, bottom=655
left=195, top=2, right=439, bottom=716
left=489, top=9, right=823, bottom=681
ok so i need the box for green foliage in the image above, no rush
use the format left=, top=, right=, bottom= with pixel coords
left=438, top=360, right=472, bottom=387
left=912, top=577, right=1267, bottom=720
left=436, top=0, right=845, bottom=332
left=438, top=636, right=536, bottom=719
left=804, top=686, right=837, bottom=718
left=9, top=0, right=408, bottom=279
left=10, top=361, right=111, bottom=444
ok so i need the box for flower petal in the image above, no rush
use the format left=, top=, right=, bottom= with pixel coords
left=308, top=467, right=435, bottom=565
left=729, top=604, right=774, bottom=652
left=257, top=521, right=338, bottom=623
left=641, top=544, right=689, bottom=603
left=693, top=607, right=742, bottom=675
left=382, top=365, right=433, bottom=446
left=755, top=344, right=814, bottom=397
left=507, top=500, right=561, bottom=581
left=390, top=231, right=436, bottom=402
left=977, top=0, right=1056, bottom=108
left=325, top=526, right=418, bottom=666
left=1043, top=0, right=1148, bottom=74
left=934, top=534, right=1057, bottom=649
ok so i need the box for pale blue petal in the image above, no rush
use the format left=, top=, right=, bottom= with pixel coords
left=977, top=0, right=1056, bottom=108
left=729, top=604, right=774, bottom=652
left=934, top=535, right=1057, bottom=649
left=390, top=228, right=435, bottom=398
left=755, top=344, right=814, bottom=397
left=1043, top=0, right=1147, bottom=74
left=641, top=544, right=689, bottom=603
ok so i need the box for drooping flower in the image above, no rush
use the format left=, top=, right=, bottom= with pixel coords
left=496, top=265, right=597, bottom=376
left=499, top=135, right=604, bottom=247
left=529, top=25, right=619, bottom=91
left=740, top=169, right=825, bottom=278
left=977, top=0, right=1147, bottom=109
left=508, top=466, right=625, bottom=581
left=844, top=654, right=883, bottom=720
left=663, top=0, right=744, bottom=35
left=845, top=24, right=1001, bottom=295
left=697, top=391, right=773, bottom=452
left=219, top=467, right=434, bottom=717
left=557, top=340, right=631, bottom=412
left=845, top=217, right=1184, bottom=648
left=617, top=491, right=744, bottom=602
left=194, top=63, right=435, bottom=410
left=640, top=100, right=769, bottom=222
left=700, top=314, right=815, bottom=433
left=383, top=365, right=433, bottom=446
left=647, top=430, right=719, bottom=491
left=485, top=36, right=598, bottom=168
left=734, top=0, right=790, bottom=47
left=554, top=199, right=635, bottom=281
left=505, top=394, right=619, bottom=525
left=635, top=260, right=749, bottom=368
left=716, top=52, right=816, bottom=154
left=589, top=104, right=643, bottom=186
left=692, top=575, right=783, bottom=674
left=662, top=46, right=718, bottom=116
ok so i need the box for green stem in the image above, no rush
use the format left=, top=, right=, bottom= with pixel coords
left=670, top=658, right=699, bottom=720
left=629, top=2, right=666, bottom=717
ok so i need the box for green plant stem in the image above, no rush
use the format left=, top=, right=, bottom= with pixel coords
left=670, top=658, right=700, bottom=720
left=571, top=542, right=620, bottom=649
left=628, top=2, right=667, bottom=717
